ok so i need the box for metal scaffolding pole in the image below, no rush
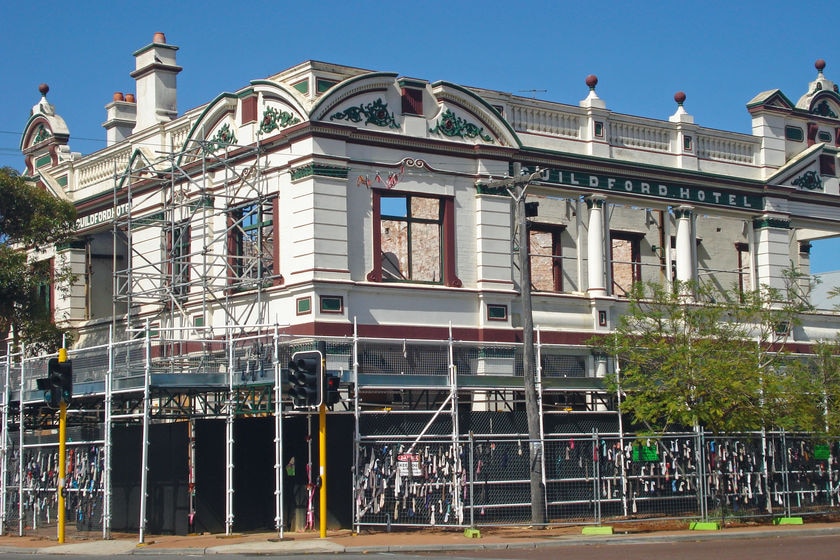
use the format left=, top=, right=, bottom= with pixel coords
left=138, top=321, right=152, bottom=544
left=0, top=340, right=11, bottom=536
left=273, top=325, right=284, bottom=538
left=352, top=318, right=360, bottom=534
left=17, top=342, right=24, bottom=536
left=103, top=326, right=114, bottom=539
left=447, top=323, right=462, bottom=524
left=225, top=324, right=235, bottom=535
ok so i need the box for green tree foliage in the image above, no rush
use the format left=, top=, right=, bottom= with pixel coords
left=784, top=337, right=840, bottom=437
left=0, top=167, right=76, bottom=354
left=594, top=280, right=811, bottom=434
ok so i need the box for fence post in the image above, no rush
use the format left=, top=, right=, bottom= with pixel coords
left=696, top=428, right=707, bottom=521
left=468, top=432, right=475, bottom=529
left=761, top=428, right=772, bottom=515
left=17, top=343, right=24, bottom=536
left=0, top=342, right=10, bottom=536
left=781, top=430, right=792, bottom=518
left=592, top=430, right=600, bottom=525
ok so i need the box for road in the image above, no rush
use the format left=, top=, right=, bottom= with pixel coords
left=427, top=533, right=840, bottom=560
left=0, top=532, right=836, bottom=559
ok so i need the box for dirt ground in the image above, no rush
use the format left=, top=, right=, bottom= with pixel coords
left=1, top=515, right=838, bottom=550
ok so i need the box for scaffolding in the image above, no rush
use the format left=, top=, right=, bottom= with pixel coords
left=112, top=137, right=275, bottom=346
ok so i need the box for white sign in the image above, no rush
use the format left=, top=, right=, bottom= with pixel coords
left=397, top=453, right=422, bottom=476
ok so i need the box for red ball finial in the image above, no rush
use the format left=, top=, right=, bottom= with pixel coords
left=585, top=74, right=598, bottom=89
left=674, top=91, right=687, bottom=105
left=816, top=59, right=827, bottom=72
left=38, top=83, right=50, bottom=96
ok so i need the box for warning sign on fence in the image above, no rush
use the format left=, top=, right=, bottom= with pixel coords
left=397, top=453, right=422, bottom=476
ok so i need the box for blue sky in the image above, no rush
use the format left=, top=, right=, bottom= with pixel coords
left=1, top=0, right=839, bottom=273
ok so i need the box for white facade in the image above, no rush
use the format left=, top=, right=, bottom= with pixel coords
left=17, top=34, right=840, bottom=367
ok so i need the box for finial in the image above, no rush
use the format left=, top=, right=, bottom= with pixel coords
left=816, top=59, right=826, bottom=73
left=38, top=83, right=50, bottom=97
left=674, top=91, right=687, bottom=106
left=585, top=74, right=598, bottom=90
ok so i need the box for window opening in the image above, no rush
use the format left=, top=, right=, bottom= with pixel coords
left=611, top=232, right=642, bottom=297
left=529, top=224, right=563, bottom=292
left=229, top=199, right=275, bottom=288
left=380, top=194, right=442, bottom=283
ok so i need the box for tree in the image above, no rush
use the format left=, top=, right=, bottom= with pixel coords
left=0, top=167, right=76, bottom=354
left=594, top=280, right=810, bottom=434
left=784, top=337, right=840, bottom=437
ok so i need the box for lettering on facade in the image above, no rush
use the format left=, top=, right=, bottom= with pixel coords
left=540, top=168, right=762, bottom=210
left=76, top=202, right=131, bottom=230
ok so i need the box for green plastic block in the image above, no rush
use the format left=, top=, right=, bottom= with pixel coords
left=582, top=526, right=614, bottom=535
left=774, top=517, right=804, bottom=525
left=463, top=528, right=481, bottom=538
left=689, top=522, right=720, bottom=531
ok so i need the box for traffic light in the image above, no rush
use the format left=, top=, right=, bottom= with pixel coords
left=324, top=374, right=341, bottom=410
left=287, top=349, right=323, bottom=408
left=38, top=357, right=73, bottom=408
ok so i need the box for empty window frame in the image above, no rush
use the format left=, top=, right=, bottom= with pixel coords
left=228, top=199, right=276, bottom=288
left=369, top=190, right=460, bottom=287
left=610, top=231, right=642, bottom=297
left=736, top=242, right=752, bottom=296
left=167, top=220, right=190, bottom=300
left=529, top=223, right=565, bottom=292
left=32, top=258, right=54, bottom=319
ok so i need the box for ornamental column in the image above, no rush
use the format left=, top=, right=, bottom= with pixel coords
left=753, top=215, right=791, bottom=293
left=674, top=205, right=695, bottom=292
left=586, top=195, right=608, bottom=297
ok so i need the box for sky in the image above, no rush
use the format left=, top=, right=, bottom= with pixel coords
left=1, top=0, right=839, bottom=274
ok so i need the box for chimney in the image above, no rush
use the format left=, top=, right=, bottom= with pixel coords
left=130, top=32, right=182, bottom=133
left=103, top=91, right=137, bottom=145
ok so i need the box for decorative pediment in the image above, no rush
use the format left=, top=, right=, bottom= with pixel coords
left=249, top=81, right=308, bottom=134
left=809, top=94, right=840, bottom=119
left=310, top=72, right=400, bottom=123
left=429, top=82, right=519, bottom=147
left=747, top=89, right=794, bottom=112
left=766, top=142, right=825, bottom=191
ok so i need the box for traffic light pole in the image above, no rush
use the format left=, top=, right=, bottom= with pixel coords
left=319, top=401, right=327, bottom=538
left=57, top=348, right=68, bottom=544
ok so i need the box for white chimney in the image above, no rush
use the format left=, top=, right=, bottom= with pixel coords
left=130, top=32, right=182, bottom=133
left=103, top=92, right=137, bottom=145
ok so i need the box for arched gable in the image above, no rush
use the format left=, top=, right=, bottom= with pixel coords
left=310, top=72, right=520, bottom=147
left=250, top=81, right=308, bottom=137
left=807, top=90, right=840, bottom=120
left=177, top=85, right=307, bottom=167
left=310, top=72, right=400, bottom=125
left=429, top=81, right=520, bottom=148
left=20, top=106, right=71, bottom=174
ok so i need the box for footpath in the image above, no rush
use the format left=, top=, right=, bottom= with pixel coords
left=1, top=520, right=839, bottom=556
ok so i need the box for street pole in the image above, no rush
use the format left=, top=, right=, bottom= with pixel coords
left=481, top=163, right=546, bottom=526
left=57, top=347, right=68, bottom=544
left=318, top=349, right=327, bottom=538
left=318, top=403, right=327, bottom=537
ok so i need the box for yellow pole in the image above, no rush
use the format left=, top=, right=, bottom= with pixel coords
left=319, top=402, right=326, bottom=538
left=57, top=347, right=68, bottom=544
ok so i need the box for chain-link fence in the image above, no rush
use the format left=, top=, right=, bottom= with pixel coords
left=353, top=431, right=840, bottom=529
left=3, top=330, right=840, bottom=536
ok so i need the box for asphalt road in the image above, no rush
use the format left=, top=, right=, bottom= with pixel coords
left=425, top=533, right=840, bottom=560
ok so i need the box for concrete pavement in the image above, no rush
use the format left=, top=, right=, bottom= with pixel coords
left=1, top=521, right=839, bottom=555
